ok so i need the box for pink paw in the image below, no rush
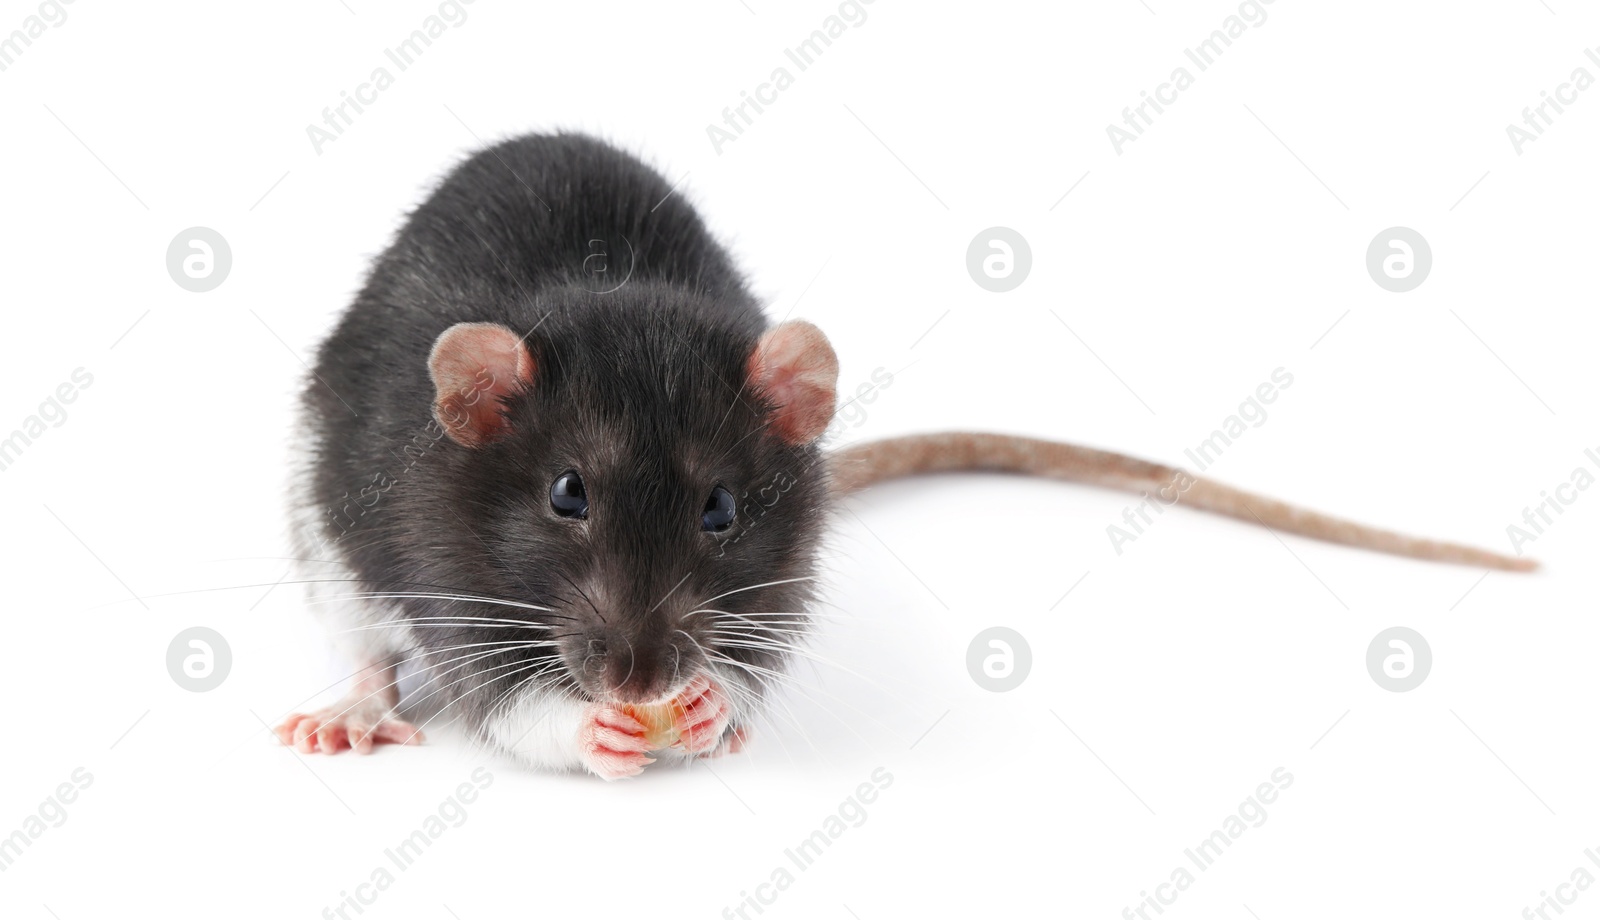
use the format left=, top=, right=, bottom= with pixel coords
left=671, top=674, right=733, bottom=755
left=275, top=703, right=423, bottom=755
left=702, top=725, right=751, bottom=759
left=578, top=706, right=655, bottom=780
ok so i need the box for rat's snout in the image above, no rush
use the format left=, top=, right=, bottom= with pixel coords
left=572, top=629, right=687, bottom=704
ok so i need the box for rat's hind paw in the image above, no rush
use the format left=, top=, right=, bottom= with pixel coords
left=700, top=725, right=749, bottom=759
left=275, top=701, right=424, bottom=755
left=578, top=706, right=655, bottom=780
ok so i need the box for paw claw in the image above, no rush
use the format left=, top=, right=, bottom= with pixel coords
left=370, top=720, right=424, bottom=746
left=292, top=717, right=320, bottom=753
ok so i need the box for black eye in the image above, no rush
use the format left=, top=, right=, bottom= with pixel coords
left=702, top=486, right=735, bottom=533
left=550, top=471, right=588, bottom=519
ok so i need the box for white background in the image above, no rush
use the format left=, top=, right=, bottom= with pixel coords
left=2, top=1, right=1597, bottom=918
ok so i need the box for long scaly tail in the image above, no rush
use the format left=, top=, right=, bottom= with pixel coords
left=828, top=432, right=1536, bottom=573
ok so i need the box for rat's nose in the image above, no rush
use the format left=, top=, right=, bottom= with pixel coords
left=585, top=634, right=679, bottom=704
left=608, top=676, right=666, bottom=705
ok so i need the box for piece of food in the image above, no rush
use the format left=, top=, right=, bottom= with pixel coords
left=621, top=701, right=685, bottom=750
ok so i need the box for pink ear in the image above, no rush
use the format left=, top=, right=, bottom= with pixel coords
left=747, top=320, right=839, bottom=446
left=428, top=323, right=535, bottom=448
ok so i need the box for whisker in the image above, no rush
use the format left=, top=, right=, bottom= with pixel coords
left=707, top=651, right=906, bottom=753
left=337, top=616, right=563, bottom=633
left=80, top=577, right=558, bottom=613
left=693, top=576, right=816, bottom=609
left=285, top=644, right=529, bottom=736
left=483, top=661, right=572, bottom=729
left=398, top=649, right=562, bottom=736
left=307, top=591, right=558, bottom=614
left=405, top=653, right=570, bottom=744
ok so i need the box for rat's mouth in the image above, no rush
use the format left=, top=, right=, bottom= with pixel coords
left=588, top=673, right=696, bottom=707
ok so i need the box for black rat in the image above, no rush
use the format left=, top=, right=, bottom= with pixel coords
left=277, top=133, right=1534, bottom=779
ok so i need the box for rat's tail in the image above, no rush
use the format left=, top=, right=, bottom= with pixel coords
left=827, top=432, right=1536, bottom=573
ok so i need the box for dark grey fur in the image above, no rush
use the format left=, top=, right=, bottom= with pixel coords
left=298, top=133, right=829, bottom=746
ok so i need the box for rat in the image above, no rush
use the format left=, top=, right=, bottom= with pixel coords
left=275, top=132, right=1535, bottom=779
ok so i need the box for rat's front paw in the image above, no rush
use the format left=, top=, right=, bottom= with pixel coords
left=577, top=706, right=655, bottom=780
left=672, top=674, right=733, bottom=755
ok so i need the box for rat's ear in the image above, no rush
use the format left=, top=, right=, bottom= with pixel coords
left=746, top=320, right=839, bottom=446
left=428, top=322, right=535, bottom=448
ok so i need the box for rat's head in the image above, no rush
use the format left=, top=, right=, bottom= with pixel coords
left=417, top=295, right=837, bottom=709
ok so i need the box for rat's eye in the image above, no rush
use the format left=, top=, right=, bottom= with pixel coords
left=550, top=471, right=588, bottom=519
left=702, top=486, right=735, bottom=533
